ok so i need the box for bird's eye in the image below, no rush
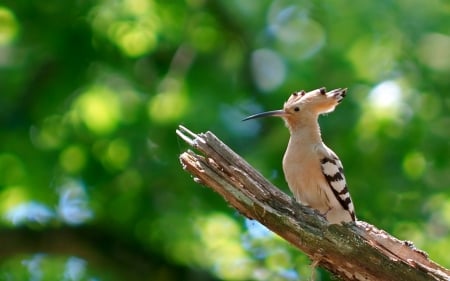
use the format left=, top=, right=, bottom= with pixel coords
left=294, top=107, right=300, bottom=112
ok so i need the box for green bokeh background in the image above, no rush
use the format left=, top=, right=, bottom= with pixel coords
left=0, top=0, right=449, bottom=280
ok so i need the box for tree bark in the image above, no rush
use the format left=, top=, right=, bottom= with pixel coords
left=176, top=125, right=450, bottom=281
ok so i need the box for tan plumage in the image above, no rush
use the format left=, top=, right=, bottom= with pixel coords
left=244, top=87, right=355, bottom=224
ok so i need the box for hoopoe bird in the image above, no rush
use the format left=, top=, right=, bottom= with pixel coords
left=243, top=87, right=356, bottom=224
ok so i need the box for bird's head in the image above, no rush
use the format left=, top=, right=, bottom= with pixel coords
left=243, top=87, right=347, bottom=129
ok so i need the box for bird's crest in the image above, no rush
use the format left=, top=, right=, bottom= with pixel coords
left=283, top=87, right=347, bottom=115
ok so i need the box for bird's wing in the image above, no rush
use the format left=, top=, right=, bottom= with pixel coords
left=317, top=145, right=356, bottom=221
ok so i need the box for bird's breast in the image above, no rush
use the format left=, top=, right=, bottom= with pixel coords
left=282, top=140, right=330, bottom=211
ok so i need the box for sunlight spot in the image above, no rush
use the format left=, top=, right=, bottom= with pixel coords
left=266, top=250, right=291, bottom=271
left=0, top=186, right=28, bottom=214
left=6, top=202, right=54, bottom=225
left=188, top=13, right=220, bottom=52
left=355, top=82, right=403, bottom=149
left=251, top=48, right=286, bottom=92
left=74, top=85, right=121, bottom=135
left=106, top=138, right=130, bottom=170
left=267, top=1, right=325, bottom=59
left=22, top=254, right=46, bottom=280
left=109, top=21, right=157, bottom=57
left=0, top=7, right=19, bottom=45
left=245, top=219, right=272, bottom=239
left=199, top=213, right=240, bottom=239
left=124, top=0, right=150, bottom=15
left=356, top=79, right=414, bottom=144
left=368, top=80, right=402, bottom=111
left=195, top=213, right=253, bottom=279
left=59, top=145, right=87, bottom=174
left=417, top=33, right=450, bottom=72
left=57, top=180, right=93, bottom=225
left=220, top=101, right=263, bottom=138
left=90, top=0, right=159, bottom=57
left=346, top=35, right=400, bottom=81
left=64, top=257, right=87, bottom=281
left=148, top=78, right=189, bottom=123
left=402, top=151, right=426, bottom=180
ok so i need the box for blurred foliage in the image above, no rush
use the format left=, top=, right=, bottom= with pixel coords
left=0, top=0, right=449, bottom=280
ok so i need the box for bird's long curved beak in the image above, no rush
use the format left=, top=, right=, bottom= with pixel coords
left=242, top=109, right=285, bottom=121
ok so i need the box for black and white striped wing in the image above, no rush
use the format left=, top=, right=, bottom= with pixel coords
left=320, top=156, right=356, bottom=221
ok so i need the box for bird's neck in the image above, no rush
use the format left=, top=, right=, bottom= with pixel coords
left=287, top=119, right=323, bottom=145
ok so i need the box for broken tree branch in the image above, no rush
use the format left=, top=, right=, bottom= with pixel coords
left=176, top=125, right=450, bottom=281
